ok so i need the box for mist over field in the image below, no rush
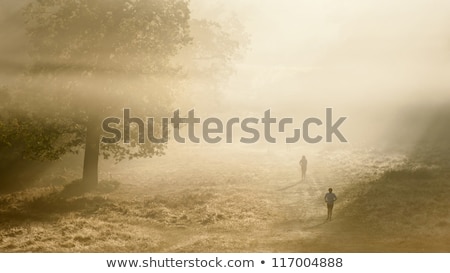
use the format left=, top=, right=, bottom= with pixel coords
left=0, top=0, right=449, bottom=252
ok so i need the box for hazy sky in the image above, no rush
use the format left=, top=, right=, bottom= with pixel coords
left=2, top=0, right=450, bottom=145
left=3, top=0, right=449, bottom=106
left=188, top=0, right=450, bottom=145
left=191, top=0, right=450, bottom=109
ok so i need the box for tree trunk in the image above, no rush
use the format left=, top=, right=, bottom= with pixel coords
left=82, top=114, right=101, bottom=189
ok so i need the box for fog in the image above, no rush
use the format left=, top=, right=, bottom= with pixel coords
left=1, top=0, right=450, bottom=148
left=189, top=0, right=450, bottom=148
left=1, top=0, right=449, bottom=254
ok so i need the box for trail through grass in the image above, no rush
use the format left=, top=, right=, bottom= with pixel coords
left=0, top=146, right=448, bottom=252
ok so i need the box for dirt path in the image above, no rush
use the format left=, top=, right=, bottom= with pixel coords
left=124, top=151, right=373, bottom=252
left=250, top=167, right=337, bottom=252
left=2, top=146, right=448, bottom=252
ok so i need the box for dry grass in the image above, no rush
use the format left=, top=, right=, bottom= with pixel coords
left=0, top=145, right=448, bottom=252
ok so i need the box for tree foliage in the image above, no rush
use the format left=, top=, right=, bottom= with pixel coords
left=0, top=0, right=244, bottom=187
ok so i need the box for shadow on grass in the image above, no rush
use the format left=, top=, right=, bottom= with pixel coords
left=59, top=179, right=120, bottom=198
left=0, top=179, right=120, bottom=225
left=340, top=166, right=444, bottom=222
left=382, top=168, right=434, bottom=180
left=334, top=164, right=449, bottom=251
left=277, top=182, right=299, bottom=191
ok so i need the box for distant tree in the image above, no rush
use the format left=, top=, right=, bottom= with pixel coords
left=173, top=17, right=248, bottom=111
left=0, top=0, right=243, bottom=189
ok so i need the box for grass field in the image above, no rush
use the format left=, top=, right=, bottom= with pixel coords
left=0, top=144, right=449, bottom=252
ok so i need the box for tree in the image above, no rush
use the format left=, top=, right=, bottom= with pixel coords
left=173, top=17, right=248, bottom=112
left=0, top=0, right=243, bottom=189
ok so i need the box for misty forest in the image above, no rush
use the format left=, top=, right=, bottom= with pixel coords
left=0, top=0, right=449, bottom=252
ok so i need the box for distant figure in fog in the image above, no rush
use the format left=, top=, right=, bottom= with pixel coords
left=324, top=188, right=337, bottom=221
left=299, top=155, right=307, bottom=180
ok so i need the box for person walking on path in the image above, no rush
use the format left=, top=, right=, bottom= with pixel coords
left=325, top=188, right=337, bottom=221
left=299, top=155, right=307, bottom=181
